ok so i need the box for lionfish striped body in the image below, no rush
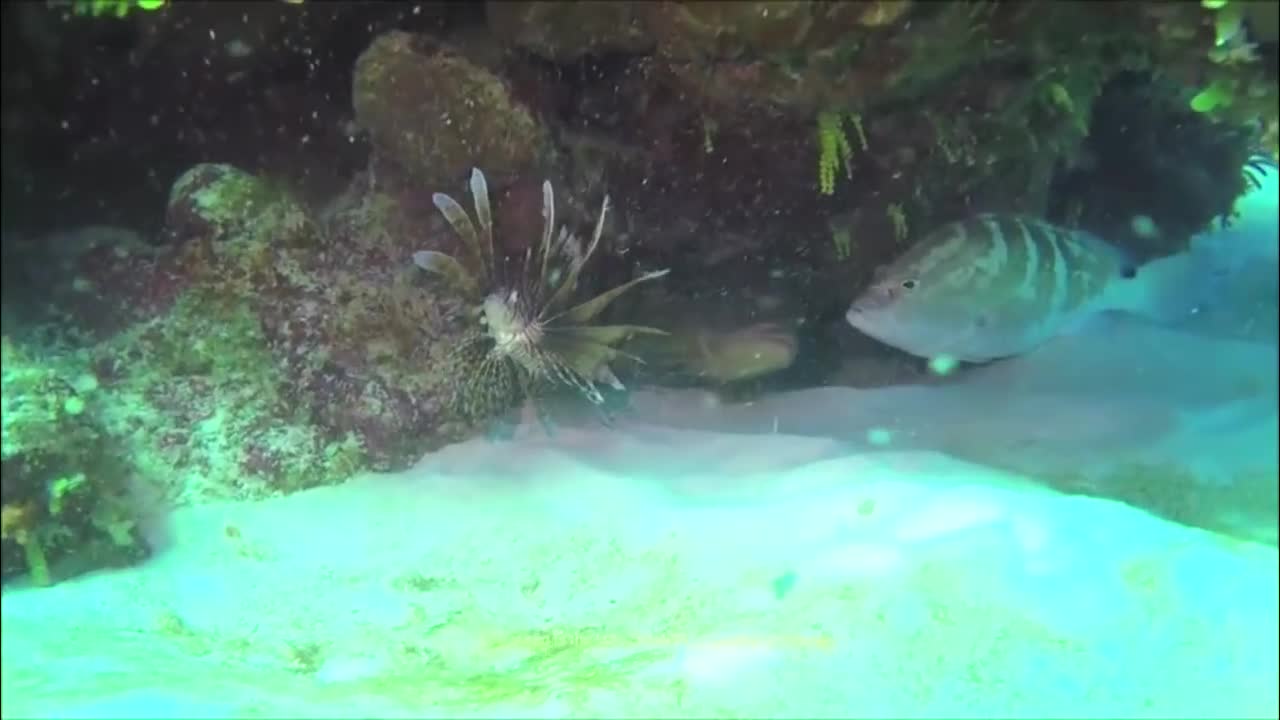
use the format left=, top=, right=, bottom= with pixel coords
left=414, top=168, right=668, bottom=420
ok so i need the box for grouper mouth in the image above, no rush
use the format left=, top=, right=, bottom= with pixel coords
left=845, top=301, right=978, bottom=362
left=845, top=304, right=867, bottom=325
left=848, top=279, right=904, bottom=316
left=844, top=301, right=886, bottom=336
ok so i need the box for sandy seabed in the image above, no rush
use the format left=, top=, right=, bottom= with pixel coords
left=3, top=307, right=1278, bottom=719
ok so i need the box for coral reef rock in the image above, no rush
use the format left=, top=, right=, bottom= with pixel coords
left=353, top=31, right=551, bottom=191
left=1, top=339, right=149, bottom=586
left=486, top=1, right=655, bottom=60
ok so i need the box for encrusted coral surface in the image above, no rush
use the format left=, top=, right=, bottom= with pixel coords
left=353, top=31, right=551, bottom=190
left=1, top=338, right=148, bottom=584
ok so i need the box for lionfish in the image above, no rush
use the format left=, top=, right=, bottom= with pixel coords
left=1243, top=152, right=1277, bottom=193
left=413, top=168, right=669, bottom=421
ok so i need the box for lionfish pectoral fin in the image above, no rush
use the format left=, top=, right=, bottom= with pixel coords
left=547, top=360, right=605, bottom=404
left=596, top=364, right=625, bottom=391
left=533, top=399, right=559, bottom=438
left=538, top=333, right=625, bottom=396
left=412, top=250, right=481, bottom=298
left=432, top=191, right=487, bottom=283
left=543, top=338, right=619, bottom=379
left=550, top=269, right=671, bottom=325
left=543, top=325, right=664, bottom=375
left=550, top=323, right=668, bottom=344
left=1242, top=154, right=1275, bottom=192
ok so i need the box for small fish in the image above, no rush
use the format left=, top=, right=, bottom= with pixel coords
left=680, top=322, right=798, bottom=384
left=627, top=321, right=798, bottom=385
left=846, top=213, right=1215, bottom=363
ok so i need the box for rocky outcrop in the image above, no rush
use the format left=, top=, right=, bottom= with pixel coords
left=352, top=31, right=552, bottom=191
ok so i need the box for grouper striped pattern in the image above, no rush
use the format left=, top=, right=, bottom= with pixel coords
left=909, top=213, right=1124, bottom=323
left=847, top=211, right=1147, bottom=362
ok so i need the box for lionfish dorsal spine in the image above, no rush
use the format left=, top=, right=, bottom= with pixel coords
left=583, top=194, right=610, bottom=270
left=542, top=194, right=610, bottom=317
left=557, top=227, right=580, bottom=265
left=432, top=191, right=486, bottom=284
left=469, top=168, right=495, bottom=279
left=535, top=179, right=556, bottom=306
left=412, top=249, right=480, bottom=298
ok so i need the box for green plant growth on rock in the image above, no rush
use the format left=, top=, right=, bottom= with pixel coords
left=1046, top=70, right=1258, bottom=259
left=902, top=13, right=1152, bottom=222
left=166, top=163, right=317, bottom=260
left=1147, top=0, right=1280, bottom=158
left=1186, top=0, right=1279, bottom=157
left=1188, top=65, right=1279, bottom=157
left=815, top=110, right=868, bottom=196
left=49, top=0, right=167, bottom=19
left=1, top=337, right=148, bottom=586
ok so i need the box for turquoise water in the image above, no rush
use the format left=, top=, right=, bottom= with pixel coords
left=2, top=4, right=1278, bottom=716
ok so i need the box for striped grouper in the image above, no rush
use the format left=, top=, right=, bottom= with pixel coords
left=846, top=213, right=1214, bottom=363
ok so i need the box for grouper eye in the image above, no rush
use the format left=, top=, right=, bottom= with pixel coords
left=900, top=279, right=917, bottom=290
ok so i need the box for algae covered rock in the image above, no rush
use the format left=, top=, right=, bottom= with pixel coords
left=642, top=0, right=916, bottom=113
left=45, top=163, right=314, bottom=341
left=352, top=31, right=551, bottom=189
left=256, top=180, right=473, bottom=470
left=486, top=1, right=654, bottom=61
left=164, top=162, right=317, bottom=294
left=94, top=290, right=367, bottom=504
left=107, top=159, right=471, bottom=482
left=1, top=338, right=148, bottom=586
left=165, top=163, right=314, bottom=249
left=35, top=163, right=374, bottom=506
left=74, top=162, right=371, bottom=503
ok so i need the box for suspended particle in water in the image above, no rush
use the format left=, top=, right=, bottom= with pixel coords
left=771, top=571, right=798, bottom=599
left=928, top=354, right=959, bottom=376
left=1130, top=215, right=1160, bottom=240
left=866, top=427, right=894, bottom=446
